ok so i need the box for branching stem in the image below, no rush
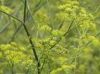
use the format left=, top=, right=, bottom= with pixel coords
left=22, top=0, right=41, bottom=74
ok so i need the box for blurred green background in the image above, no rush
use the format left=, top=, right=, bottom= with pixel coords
left=0, top=0, right=100, bottom=74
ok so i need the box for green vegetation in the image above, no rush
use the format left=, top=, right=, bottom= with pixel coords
left=0, top=0, right=100, bottom=74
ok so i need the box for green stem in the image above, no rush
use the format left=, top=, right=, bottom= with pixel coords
left=23, top=0, right=40, bottom=74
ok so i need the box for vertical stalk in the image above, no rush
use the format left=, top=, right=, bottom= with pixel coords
left=11, top=63, right=14, bottom=74
left=23, top=0, right=40, bottom=74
